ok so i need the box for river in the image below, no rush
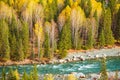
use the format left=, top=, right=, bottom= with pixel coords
left=0, top=57, right=120, bottom=75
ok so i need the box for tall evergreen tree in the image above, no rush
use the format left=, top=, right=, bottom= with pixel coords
left=99, top=58, right=108, bottom=80
left=103, top=8, right=114, bottom=45
left=9, top=16, right=20, bottom=61
left=58, top=18, right=72, bottom=58
left=99, top=29, right=105, bottom=47
left=0, top=19, right=10, bottom=61
left=7, top=69, right=20, bottom=80
left=21, top=22, right=29, bottom=59
left=22, top=71, right=28, bottom=80
left=10, top=35, right=16, bottom=60
left=44, top=33, right=50, bottom=58
left=58, top=18, right=72, bottom=50
left=86, top=27, right=94, bottom=49
left=1, top=68, right=6, bottom=80
left=115, top=8, right=120, bottom=41
left=17, top=39, right=24, bottom=61
left=31, top=65, right=38, bottom=80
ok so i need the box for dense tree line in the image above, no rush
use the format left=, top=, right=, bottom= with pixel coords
left=0, top=0, right=120, bottom=61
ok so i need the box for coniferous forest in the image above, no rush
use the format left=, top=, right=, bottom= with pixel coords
left=0, top=0, right=120, bottom=62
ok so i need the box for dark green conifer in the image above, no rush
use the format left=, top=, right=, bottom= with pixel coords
left=99, top=58, right=108, bottom=80
left=86, top=27, right=94, bottom=49
left=0, top=19, right=10, bottom=61
left=58, top=18, right=72, bottom=50
left=99, top=29, right=105, bottom=47
left=21, top=22, right=29, bottom=59
left=44, top=33, right=50, bottom=58
left=2, top=68, right=6, bottom=80
left=103, top=8, right=114, bottom=45
left=115, top=8, right=120, bottom=41
left=22, top=71, right=28, bottom=80
left=31, top=65, right=38, bottom=80
left=58, top=18, right=72, bottom=58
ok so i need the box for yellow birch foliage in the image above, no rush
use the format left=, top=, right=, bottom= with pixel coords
left=34, top=23, right=44, bottom=40
left=90, top=0, right=102, bottom=18
left=0, top=1, right=14, bottom=20
left=67, top=74, right=77, bottom=80
left=71, top=2, right=86, bottom=26
left=116, top=4, right=120, bottom=12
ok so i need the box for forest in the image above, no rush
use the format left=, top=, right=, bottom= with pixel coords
left=0, top=0, right=120, bottom=61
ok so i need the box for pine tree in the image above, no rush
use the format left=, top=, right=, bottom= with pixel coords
left=2, top=68, right=6, bottom=80
left=22, top=71, right=28, bottom=80
left=84, top=0, right=92, bottom=17
left=17, top=39, right=24, bottom=61
left=99, top=58, right=108, bottom=80
left=115, top=70, right=118, bottom=80
left=7, top=69, right=19, bottom=80
left=44, top=33, right=50, bottom=58
left=115, top=8, right=120, bottom=41
left=29, top=72, right=34, bottom=80
left=9, top=16, right=20, bottom=61
left=10, top=35, right=16, bottom=61
left=58, top=18, right=72, bottom=50
left=31, top=65, right=38, bottom=80
left=21, top=22, right=29, bottom=59
left=0, top=19, right=10, bottom=61
left=58, top=18, right=72, bottom=58
left=103, top=8, right=114, bottom=45
left=7, top=68, right=14, bottom=80
left=86, top=27, right=94, bottom=49
left=99, top=29, right=105, bottom=47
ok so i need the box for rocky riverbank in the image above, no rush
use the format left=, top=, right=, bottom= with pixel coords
left=27, top=71, right=120, bottom=80
left=50, top=46, right=120, bottom=64
left=0, top=46, right=120, bottom=66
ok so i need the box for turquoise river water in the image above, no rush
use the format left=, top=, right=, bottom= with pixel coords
left=0, top=57, right=120, bottom=75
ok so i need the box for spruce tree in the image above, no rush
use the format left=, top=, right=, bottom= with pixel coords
left=31, top=65, right=38, bottom=80
left=10, top=35, right=16, bottom=61
left=58, top=18, right=72, bottom=50
left=103, top=8, right=114, bottom=45
left=22, top=71, right=28, bottom=80
left=99, top=29, right=105, bottom=47
left=115, top=70, right=118, bottom=80
left=86, top=27, right=94, bottom=49
left=21, top=22, right=29, bottom=59
left=17, top=39, right=24, bottom=61
left=44, top=33, right=50, bottom=58
left=7, top=69, right=19, bottom=80
left=9, top=16, right=20, bottom=61
left=115, top=8, right=120, bottom=41
left=0, top=19, right=10, bottom=61
left=58, top=18, right=72, bottom=58
left=99, top=58, right=108, bottom=80
left=2, top=68, right=6, bottom=80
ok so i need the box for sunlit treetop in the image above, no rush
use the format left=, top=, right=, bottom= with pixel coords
left=71, top=2, right=86, bottom=25
left=116, top=4, right=120, bottom=12
left=0, top=1, right=15, bottom=21
left=74, top=0, right=81, bottom=5
left=61, top=5, right=71, bottom=19
left=90, top=0, right=102, bottom=19
left=48, top=0, right=53, bottom=4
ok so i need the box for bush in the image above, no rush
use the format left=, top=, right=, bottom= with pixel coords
left=66, top=74, right=77, bottom=80
left=44, top=74, right=54, bottom=80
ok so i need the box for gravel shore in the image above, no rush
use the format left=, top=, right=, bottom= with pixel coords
left=51, top=47, right=120, bottom=64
